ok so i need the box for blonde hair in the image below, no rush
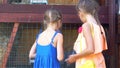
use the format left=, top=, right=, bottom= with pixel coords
left=43, top=9, right=62, bottom=30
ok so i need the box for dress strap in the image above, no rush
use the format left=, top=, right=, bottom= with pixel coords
left=51, top=32, right=58, bottom=43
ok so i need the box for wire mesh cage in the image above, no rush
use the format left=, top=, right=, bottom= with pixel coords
left=6, top=23, right=41, bottom=68
left=0, top=22, right=109, bottom=68
left=0, top=23, right=14, bottom=67
left=0, top=23, right=80, bottom=68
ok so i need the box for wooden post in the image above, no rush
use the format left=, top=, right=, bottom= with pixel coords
left=99, top=0, right=105, bottom=6
left=108, top=0, right=117, bottom=68
left=2, top=0, right=8, bottom=4
left=2, top=23, right=19, bottom=68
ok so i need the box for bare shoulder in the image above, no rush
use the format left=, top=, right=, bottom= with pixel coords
left=56, top=33, right=63, bottom=38
left=55, top=33, right=63, bottom=43
left=82, top=23, right=91, bottom=30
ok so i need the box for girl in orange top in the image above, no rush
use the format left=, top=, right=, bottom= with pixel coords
left=65, top=0, right=108, bottom=68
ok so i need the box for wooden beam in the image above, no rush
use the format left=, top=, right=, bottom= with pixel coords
left=2, top=0, right=8, bottom=4
left=0, top=4, right=77, bottom=13
left=117, top=34, right=120, bottom=44
left=0, top=13, right=108, bottom=24
left=0, top=13, right=81, bottom=23
left=0, top=5, right=108, bottom=24
left=0, top=4, right=108, bottom=14
left=2, top=23, right=19, bottom=68
left=108, top=0, right=117, bottom=68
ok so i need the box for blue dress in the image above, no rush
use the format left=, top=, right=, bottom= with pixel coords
left=34, top=32, right=60, bottom=68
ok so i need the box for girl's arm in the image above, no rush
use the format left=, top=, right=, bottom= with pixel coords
left=29, top=41, right=36, bottom=59
left=66, top=23, right=95, bottom=63
left=74, top=23, right=95, bottom=58
left=56, top=33, right=64, bottom=61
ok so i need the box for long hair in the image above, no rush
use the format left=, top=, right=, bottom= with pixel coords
left=76, top=0, right=100, bottom=25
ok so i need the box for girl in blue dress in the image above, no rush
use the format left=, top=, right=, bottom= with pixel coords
left=29, top=9, right=64, bottom=68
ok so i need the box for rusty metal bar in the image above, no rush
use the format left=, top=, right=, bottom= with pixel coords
left=2, top=23, right=19, bottom=68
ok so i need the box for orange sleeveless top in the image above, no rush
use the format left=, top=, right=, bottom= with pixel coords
left=73, top=23, right=108, bottom=68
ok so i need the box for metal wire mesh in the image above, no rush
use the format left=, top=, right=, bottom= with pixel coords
left=6, top=23, right=40, bottom=68
left=0, top=23, right=14, bottom=67
left=0, top=22, right=109, bottom=68
left=4, top=23, right=80, bottom=68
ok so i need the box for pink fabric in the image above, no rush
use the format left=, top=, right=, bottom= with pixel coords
left=78, top=27, right=82, bottom=33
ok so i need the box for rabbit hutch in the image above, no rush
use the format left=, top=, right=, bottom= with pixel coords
left=0, top=0, right=119, bottom=68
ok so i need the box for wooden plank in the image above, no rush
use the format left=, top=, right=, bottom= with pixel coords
left=0, top=4, right=77, bottom=14
left=2, top=23, right=19, bottom=68
left=0, top=4, right=108, bottom=14
left=108, top=0, right=118, bottom=68
left=0, top=5, right=108, bottom=24
left=2, top=0, right=7, bottom=4
left=0, top=12, right=108, bottom=24
left=117, top=34, right=120, bottom=44
left=0, top=13, right=81, bottom=23
left=48, top=0, right=55, bottom=4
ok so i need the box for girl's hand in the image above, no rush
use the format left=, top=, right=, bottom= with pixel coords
left=65, top=55, right=76, bottom=64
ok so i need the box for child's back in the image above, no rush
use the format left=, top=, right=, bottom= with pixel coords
left=34, top=30, right=60, bottom=68
left=29, top=9, right=64, bottom=68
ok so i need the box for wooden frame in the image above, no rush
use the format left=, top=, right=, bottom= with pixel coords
left=0, top=0, right=118, bottom=68
left=0, top=4, right=80, bottom=23
left=0, top=4, right=108, bottom=24
left=2, top=0, right=8, bottom=4
left=108, top=0, right=118, bottom=68
left=2, top=23, right=20, bottom=68
left=118, top=0, right=120, bottom=15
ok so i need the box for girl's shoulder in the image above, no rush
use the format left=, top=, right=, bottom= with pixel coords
left=56, top=32, right=63, bottom=38
left=82, top=23, right=91, bottom=30
left=82, top=22, right=91, bottom=27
